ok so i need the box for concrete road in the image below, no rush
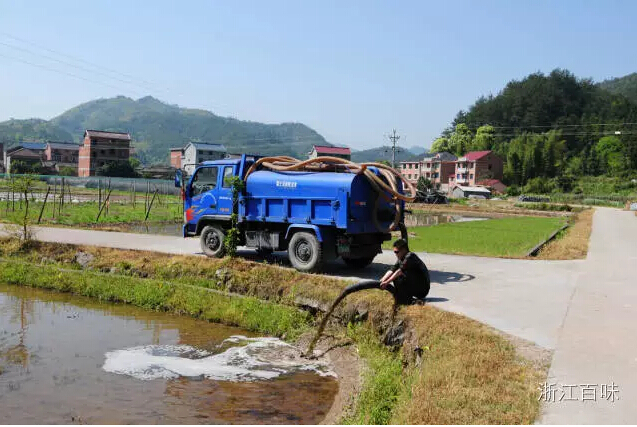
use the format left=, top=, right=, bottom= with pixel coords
left=1, top=208, right=636, bottom=422
left=539, top=208, right=637, bottom=424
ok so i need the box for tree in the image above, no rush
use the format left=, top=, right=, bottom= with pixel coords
left=472, top=125, right=495, bottom=151
left=416, top=176, right=433, bottom=193
left=96, top=160, right=140, bottom=178
left=449, top=123, right=472, bottom=156
left=10, top=161, right=42, bottom=175
left=595, top=136, right=625, bottom=175
left=58, top=166, right=76, bottom=176
left=430, top=137, right=452, bottom=153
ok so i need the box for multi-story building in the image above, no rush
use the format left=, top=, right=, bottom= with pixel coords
left=420, top=152, right=457, bottom=190
left=182, top=142, right=227, bottom=175
left=400, top=152, right=457, bottom=190
left=44, top=141, right=80, bottom=174
left=170, top=147, right=183, bottom=169
left=78, top=130, right=131, bottom=177
left=400, top=160, right=422, bottom=185
left=309, top=145, right=352, bottom=160
left=449, top=150, right=503, bottom=187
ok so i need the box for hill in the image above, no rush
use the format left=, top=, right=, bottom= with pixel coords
left=598, top=73, right=637, bottom=105
left=0, top=118, right=73, bottom=144
left=350, top=145, right=425, bottom=164
left=441, top=69, right=637, bottom=185
left=0, top=96, right=329, bottom=164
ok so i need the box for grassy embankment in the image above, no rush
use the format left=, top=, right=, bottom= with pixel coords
left=536, top=208, right=594, bottom=259
left=388, top=216, right=566, bottom=257
left=0, top=238, right=544, bottom=424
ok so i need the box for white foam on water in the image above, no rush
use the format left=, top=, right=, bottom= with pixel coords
left=102, top=335, right=335, bottom=381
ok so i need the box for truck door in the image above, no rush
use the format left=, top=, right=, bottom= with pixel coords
left=190, top=166, right=220, bottom=216
left=217, top=165, right=235, bottom=215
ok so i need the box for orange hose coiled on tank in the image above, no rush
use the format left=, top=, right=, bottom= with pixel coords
left=244, top=156, right=416, bottom=233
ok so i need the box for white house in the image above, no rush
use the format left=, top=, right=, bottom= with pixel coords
left=182, top=142, right=227, bottom=175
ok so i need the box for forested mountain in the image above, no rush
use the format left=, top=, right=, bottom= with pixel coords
left=432, top=69, right=637, bottom=187
left=0, top=96, right=329, bottom=164
left=350, top=145, right=425, bottom=163
left=0, top=118, right=73, bottom=143
left=598, top=73, right=637, bottom=104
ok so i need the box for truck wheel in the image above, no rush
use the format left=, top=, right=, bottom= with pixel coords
left=288, top=232, right=323, bottom=273
left=342, top=256, right=375, bottom=269
left=200, top=225, right=226, bottom=258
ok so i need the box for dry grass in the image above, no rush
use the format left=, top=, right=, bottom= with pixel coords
left=536, top=208, right=594, bottom=260
left=392, top=306, right=543, bottom=424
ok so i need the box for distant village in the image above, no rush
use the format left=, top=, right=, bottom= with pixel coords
left=0, top=131, right=504, bottom=198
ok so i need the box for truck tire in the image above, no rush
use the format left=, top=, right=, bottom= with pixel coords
left=342, top=256, right=375, bottom=269
left=200, top=225, right=226, bottom=258
left=288, top=232, right=323, bottom=273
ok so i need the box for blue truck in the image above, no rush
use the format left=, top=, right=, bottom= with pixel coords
left=175, top=154, right=407, bottom=272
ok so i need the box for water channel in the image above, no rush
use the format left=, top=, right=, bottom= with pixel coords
left=0, top=284, right=337, bottom=424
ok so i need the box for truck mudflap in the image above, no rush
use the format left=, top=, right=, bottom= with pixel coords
left=285, top=224, right=323, bottom=242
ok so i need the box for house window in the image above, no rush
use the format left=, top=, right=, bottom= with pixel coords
left=457, top=174, right=460, bottom=179
left=488, top=164, right=492, bottom=170
left=470, top=174, right=474, bottom=179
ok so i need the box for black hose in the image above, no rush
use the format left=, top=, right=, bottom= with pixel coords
left=303, top=280, right=382, bottom=358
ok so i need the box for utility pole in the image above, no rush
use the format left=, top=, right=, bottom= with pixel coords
left=388, top=129, right=400, bottom=169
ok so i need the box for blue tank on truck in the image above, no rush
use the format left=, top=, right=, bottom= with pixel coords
left=175, top=154, right=406, bottom=272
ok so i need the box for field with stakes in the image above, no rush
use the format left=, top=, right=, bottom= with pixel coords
left=0, top=174, right=182, bottom=229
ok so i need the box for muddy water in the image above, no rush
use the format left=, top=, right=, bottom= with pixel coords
left=405, top=211, right=489, bottom=227
left=0, top=285, right=337, bottom=424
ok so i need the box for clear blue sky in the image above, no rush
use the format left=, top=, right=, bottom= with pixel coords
left=1, top=0, right=636, bottom=150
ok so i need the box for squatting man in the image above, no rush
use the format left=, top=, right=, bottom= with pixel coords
left=380, top=238, right=430, bottom=304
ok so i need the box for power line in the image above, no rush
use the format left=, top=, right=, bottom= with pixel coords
left=0, top=31, right=159, bottom=92
left=0, top=51, right=140, bottom=94
left=456, top=122, right=637, bottom=131
left=0, top=40, right=152, bottom=94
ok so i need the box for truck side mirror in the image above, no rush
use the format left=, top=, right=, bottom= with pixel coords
left=174, top=169, right=182, bottom=188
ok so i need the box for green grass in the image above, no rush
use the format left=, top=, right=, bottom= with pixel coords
left=342, top=325, right=411, bottom=425
left=395, top=216, right=566, bottom=257
left=0, top=259, right=310, bottom=339
left=0, top=199, right=180, bottom=226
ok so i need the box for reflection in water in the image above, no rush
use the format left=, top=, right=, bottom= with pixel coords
left=0, top=284, right=337, bottom=424
left=405, top=212, right=489, bottom=227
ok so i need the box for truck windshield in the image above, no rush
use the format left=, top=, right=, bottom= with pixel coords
left=191, top=166, right=218, bottom=196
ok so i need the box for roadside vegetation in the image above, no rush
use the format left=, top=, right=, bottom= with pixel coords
left=390, top=216, right=565, bottom=257
left=536, top=208, right=594, bottom=260
left=0, top=237, right=544, bottom=424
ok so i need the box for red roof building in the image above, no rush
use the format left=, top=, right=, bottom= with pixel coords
left=309, top=145, right=351, bottom=160
left=454, top=150, right=503, bottom=187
